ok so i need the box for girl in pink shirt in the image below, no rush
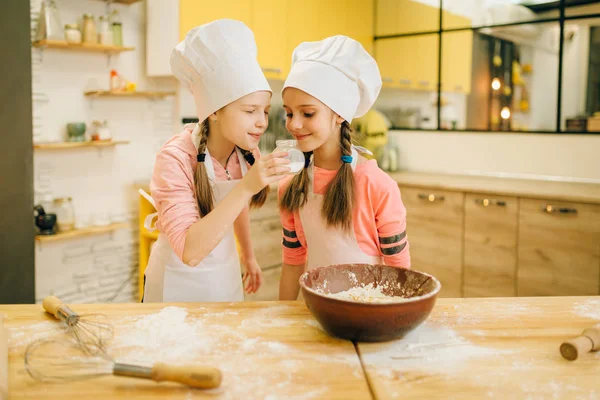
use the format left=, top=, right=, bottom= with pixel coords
left=278, top=36, right=411, bottom=300
left=143, top=20, right=290, bottom=303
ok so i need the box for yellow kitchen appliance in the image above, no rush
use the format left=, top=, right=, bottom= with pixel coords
left=351, top=109, right=391, bottom=157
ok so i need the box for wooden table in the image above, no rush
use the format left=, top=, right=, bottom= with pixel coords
left=358, top=297, right=600, bottom=399
left=1, top=297, right=599, bottom=399
left=1, top=302, right=370, bottom=400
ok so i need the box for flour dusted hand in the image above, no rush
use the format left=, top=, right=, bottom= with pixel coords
left=241, top=151, right=290, bottom=195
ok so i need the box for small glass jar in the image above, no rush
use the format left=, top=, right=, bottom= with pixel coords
left=274, top=140, right=305, bottom=174
left=53, top=197, right=75, bottom=232
left=64, top=24, right=82, bottom=44
left=82, top=14, right=97, bottom=44
left=98, top=16, right=112, bottom=45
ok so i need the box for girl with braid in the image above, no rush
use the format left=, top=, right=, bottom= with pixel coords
left=142, top=20, right=290, bottom=303
left=278, top=36, right=411, bottom=300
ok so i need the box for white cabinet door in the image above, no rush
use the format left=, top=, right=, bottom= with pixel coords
left=146, top=0, right=179, bottom=77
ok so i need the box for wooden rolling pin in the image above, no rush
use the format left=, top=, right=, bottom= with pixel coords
left=560, top=324, right=600, bottom=361
left=0, top=314, right=8, bottom=400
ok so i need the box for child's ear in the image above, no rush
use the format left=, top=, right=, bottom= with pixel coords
left=208, top=112, right=218, bottom=123
left=335, top=114, right=345, bottom=126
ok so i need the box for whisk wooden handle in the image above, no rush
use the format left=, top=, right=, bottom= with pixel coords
left=0, top=314, right=9, bottom=400
left=560, top=324, right=600, bottom=361
left=151, top=363, right=222, bottom=389
left=42, top=296, right=65, bottom=318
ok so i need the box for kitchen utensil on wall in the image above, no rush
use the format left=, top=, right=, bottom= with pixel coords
left=35, top=0, right=64, bottom=41
left=42, top=296, right=113, bottom=356
left=560, top=324, right=600, bottom=360
left=66, top=123, right=86, bottom=142
left=24, top=338, right=222, bottom=389
left=34, top=205, right=57, bottom=235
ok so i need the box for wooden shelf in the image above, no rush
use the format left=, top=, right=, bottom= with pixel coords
left=36, top=222, right=129, bottom=243
left=84, top=90, right=176, bottom=98
left=34, top=140, right=130, bottom=150
left=32, top=40, right=134, bottom=53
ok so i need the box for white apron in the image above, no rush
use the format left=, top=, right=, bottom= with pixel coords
left=142, top=127, right=247, bottom=303
left=300, top=146, right=382, bottom=270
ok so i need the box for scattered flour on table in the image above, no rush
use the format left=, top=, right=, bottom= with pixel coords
left=572, top=299, right=600, bottom=320
left=105, top=306, right=359, bottom=400
left=7, top=321, right=66, bottom=352
left=362, top=323, right=503, bottom=375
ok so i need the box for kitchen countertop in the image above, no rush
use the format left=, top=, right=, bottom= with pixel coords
left=388, top=171, right=600, bottom=204
left=2, top=297, right=600, bottom=399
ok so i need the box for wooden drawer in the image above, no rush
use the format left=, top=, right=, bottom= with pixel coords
left=400, top=186, right=465, bottom=297
left=463, top=194, right=518, bottom=297
left=518, top=199, right=600, bottom=296
left=250, top=216, right=282, bottom=270
left=244, top=265, right=282, bottom=301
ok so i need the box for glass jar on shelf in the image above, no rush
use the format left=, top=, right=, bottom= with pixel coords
left=53, top=197, right=75, bottom=232
left=82, top=14, right=97, bottom=44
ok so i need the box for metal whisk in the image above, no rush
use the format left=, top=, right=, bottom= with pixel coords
left=24, top=338, right=222, bottom=389
left=42, top=296, right=113, bottom=355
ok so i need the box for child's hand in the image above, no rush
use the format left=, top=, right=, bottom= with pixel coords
left=242, top=257, right=263, bottom=294
left=241, top=152, right=290, bottom=195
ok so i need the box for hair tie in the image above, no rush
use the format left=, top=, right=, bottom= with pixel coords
left=304, top=156, right=311, bottom=169
left=341, top=155, right=353, bottom=163
left=197, top=153, right=206, bottom=162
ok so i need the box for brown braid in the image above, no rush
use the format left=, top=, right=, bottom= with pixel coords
left=322, top=121, right=355, bottom=231
left=194, top=120, right=214, bottom=217
left=279, top=151, right=313, bottom=212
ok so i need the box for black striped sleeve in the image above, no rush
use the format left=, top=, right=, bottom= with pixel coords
left=283, top=238, right=302, bottom=248
left=379, top=231, right=406, bottom=245
left=381, top=241, right=407, bottom=256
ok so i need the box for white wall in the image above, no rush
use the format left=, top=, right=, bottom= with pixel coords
left=32, top=0, right=177, bottom=303
left=391, top=130, right=600, bottom=182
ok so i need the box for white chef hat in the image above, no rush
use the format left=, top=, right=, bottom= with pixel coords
left=171, top=19, right=271, bottom=122
left=283, top=35, right=382, bottom=123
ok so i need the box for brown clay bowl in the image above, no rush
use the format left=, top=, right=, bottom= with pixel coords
left=299, top=264, right=441, bottom=342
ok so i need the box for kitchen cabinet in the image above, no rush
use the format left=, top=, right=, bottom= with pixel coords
left=253, top=0, right=289, bottom=80
left=147, top=0, right=374, bottom=78
left=517, top=199, right=600, bottom=296
left=463, top=194, right=518, bottom=297
left=441, top=30, right=473, bottom=93
left=393, top=171, right=600, bottom=298
left=374, top=34, right=438, bottom=90
left=400, top=187, right=465, bottom=297
left=374, top=0, right=472, bottom=93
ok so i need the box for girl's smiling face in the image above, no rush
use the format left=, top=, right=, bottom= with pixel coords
left=282, top=87, right=344, bottom=153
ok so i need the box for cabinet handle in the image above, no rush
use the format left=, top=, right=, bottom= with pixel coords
left=382, top=76, right=393, bottom=83
left=418, top=193, right=445, bottom=202
left=399, top=79, right=412, bottom=85
left=261, top=67, right=281, bottom=74
left=542, top=205, right=577, bottom=215
left=475, top=198, right=506, bottom=207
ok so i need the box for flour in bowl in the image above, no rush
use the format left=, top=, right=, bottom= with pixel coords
left=325, top=283, right=410, bottom=303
